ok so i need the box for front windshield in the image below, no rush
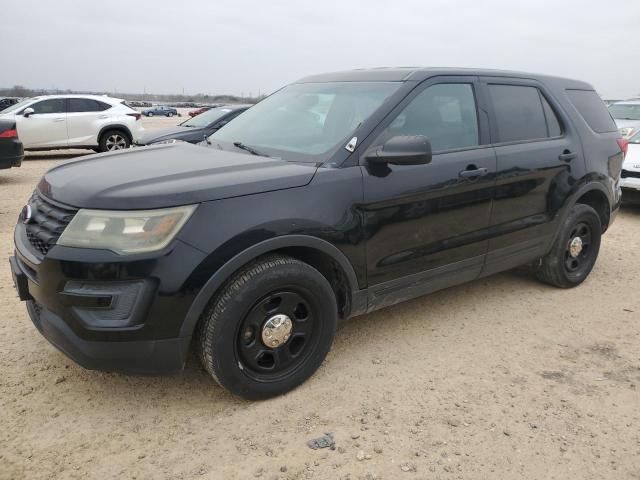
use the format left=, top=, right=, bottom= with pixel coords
left=181, top=107, right=236, bottom=128
left=609, top=104, right=640, bottom=120
left=0, top=98, right=36, bottom=114
left=208, top=82, right=402, bottom=162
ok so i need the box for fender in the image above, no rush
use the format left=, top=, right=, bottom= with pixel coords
left=178, top=235, right=362, bottom=339
left=97, top=124, right=133, bottom=143
left=549, top=178, right=612, bottom=247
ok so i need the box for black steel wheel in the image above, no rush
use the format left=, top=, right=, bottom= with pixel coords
left=237, top=290, right=318, bottom=381
left=537, top=203, right=602, bottom=288
left=196, top=254, right=337, bottom=399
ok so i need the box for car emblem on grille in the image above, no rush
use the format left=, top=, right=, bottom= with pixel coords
left=21, top=204, right=33, bottom=224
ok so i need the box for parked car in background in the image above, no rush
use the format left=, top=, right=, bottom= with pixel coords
left=135, top=105, right=250, bottom=146
left=10, top=68, right=624, bottom=399
left=142, top=105, right=178, bottom=117
left=0, top=95, right=142, bottom=152
left=603, top=99, right=623, bottom=106
left=188, top=106, right=212, bottom=117
left=608, top=100, right=640, bottom=138
left=127, top=100, right=152, bottom=108
left=0, top=119, right=23, bottom=169
left=0, top=98, right=21, bottom=112
left=620, top=130, right=640, bottom=203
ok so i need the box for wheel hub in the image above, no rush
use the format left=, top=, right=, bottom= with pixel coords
left=568, top=236, right=583, bottom=258
left=261, top=314, right=292, bottom=348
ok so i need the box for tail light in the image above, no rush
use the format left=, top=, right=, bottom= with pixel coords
left=127, top=113, right=141, bottom=121
left=0, top=128, right=18, bottom=138
left=617, top=138, right=629, bottom=158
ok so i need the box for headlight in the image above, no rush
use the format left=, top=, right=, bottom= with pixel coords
left=57, top=205, right=196, bottom=254
left=619, top=127, right=636, bottom=138
left=153, top=138, right=184, bottom=145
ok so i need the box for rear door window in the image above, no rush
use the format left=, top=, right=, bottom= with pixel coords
left=541, top=95, right=562, bottom=137
left=488, top=85, right=549, bottom=143
left=68, top=98, right=111, bottom=112
left=566, top=89, right=617, bottom=133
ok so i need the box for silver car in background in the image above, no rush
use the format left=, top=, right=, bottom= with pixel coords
left=621, top=130, right=640, bottom=203
left=609, top=100, right=640, bottom=138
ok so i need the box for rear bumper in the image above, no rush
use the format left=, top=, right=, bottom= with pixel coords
left=0, top=138, right=24, bottom=169
left=620, top=176, right=640, bottom=191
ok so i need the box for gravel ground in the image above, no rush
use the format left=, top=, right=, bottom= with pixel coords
left=1, top=119, right=639, bottom=479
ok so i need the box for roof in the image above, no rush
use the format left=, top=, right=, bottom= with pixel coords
left=295, top=67, right=593, bottom=89
left=23, top=94, right=124, bottom=102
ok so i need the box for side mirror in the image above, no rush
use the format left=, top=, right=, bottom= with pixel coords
left=23, top=107, right=35, bottom=118
left=366, top=135, right=432, bottom=166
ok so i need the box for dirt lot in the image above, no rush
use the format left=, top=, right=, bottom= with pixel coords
left=1, top=117, right=639, bottom=479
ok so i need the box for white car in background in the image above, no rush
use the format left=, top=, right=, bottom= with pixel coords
left=608, top=100, right=640, bottom=138
left=0, top=95, right=143, bottom=152
left=621, top=130, right=640, bottom=203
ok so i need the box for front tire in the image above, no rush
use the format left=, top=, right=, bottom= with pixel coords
left=536, top=204, right=602, bottom=288
left=167, top=112, right=174, bottom=117
left=147, top=112, right=154, bottom=117
left=196, top=254, right=337, bottom=399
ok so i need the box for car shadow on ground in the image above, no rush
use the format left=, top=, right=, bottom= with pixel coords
left=53, top=267, right=542, bottom=407
left=24, top=150, right=93, bottom=161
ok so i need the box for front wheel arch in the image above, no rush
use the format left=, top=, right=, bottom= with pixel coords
left=179, top=235, right=362, bottom=340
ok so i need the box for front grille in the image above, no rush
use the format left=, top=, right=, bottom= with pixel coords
left=25, top=192, right=78, bottom=256
left=621, top=169, right=640, bottom=179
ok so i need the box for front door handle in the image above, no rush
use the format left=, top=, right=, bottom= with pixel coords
left=53, top=118, right=65, bottom=122
left=459, top=166, right=489, bottom=179
left=559, top=151, right=577, bottom=162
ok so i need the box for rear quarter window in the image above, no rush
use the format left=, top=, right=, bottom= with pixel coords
left=566, top=89, right=617, bottom=133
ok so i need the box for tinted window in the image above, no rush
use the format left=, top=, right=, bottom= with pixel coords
left=68, top=98, right=111, bottom=112
left=377, top=83, right=479, bottom=152
left=30, top=99, right=66, bottom=114
left=566, top=89, right=618, bottom=133
left=541, top=95, right=562, bottom=137
left=489, top=85, right=547, bottom=142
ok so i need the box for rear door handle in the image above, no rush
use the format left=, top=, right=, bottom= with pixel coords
left=559, top=151, right=577, bottom=162
left=459, top=166, right=489, bottom=179
left=97, top=115, right=108, bottom=119
left=53, top=118, right=65, bottom=122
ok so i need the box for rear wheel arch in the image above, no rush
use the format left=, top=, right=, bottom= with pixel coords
left=575, top=188, right=610, bottom=233
left=180, top=235, right=362, bottom=340
left=97, top=124, right=132, bottom=144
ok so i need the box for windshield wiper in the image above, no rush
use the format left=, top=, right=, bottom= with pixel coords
left=233, top=141, right=270, bottom=157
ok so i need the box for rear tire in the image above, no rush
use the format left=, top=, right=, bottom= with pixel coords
left=147, top=112, right=154, bottom=117
left=196, top=254, right=337, bottom=399
left=536, top=204, right=601, bottom=288
left=99, top=130, right=130, bottom=152
left=167, top=112, right=174, bottom=117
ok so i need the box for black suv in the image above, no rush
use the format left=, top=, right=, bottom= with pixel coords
left=10, top=68, right=625, bottom=399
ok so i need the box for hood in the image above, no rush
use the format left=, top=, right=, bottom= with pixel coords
left=38, top=143, right=319, bottom=209
left=136, top=125, right=202, bottom=145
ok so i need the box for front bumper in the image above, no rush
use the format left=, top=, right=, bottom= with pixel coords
left=24, top=299, right=189, bottom=373
left=11, top=222, right=207, bottom=374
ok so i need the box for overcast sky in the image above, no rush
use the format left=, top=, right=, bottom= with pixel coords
left=2, top=0, right=639, bottom=98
